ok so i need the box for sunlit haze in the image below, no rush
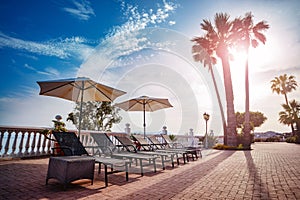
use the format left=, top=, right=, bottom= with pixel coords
left=0, top=0, right=299, bottom=136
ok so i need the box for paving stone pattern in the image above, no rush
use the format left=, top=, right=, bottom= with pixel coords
left=0, top=143, right=299, bottom=200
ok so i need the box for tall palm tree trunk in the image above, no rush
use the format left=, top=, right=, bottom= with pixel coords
left=221, top=57, right=237, bottom=146
left=210, top=65, right=227, bottom=142
left=244, top=49, right=251, bottom=148
left=284, top=94, right=295, bottom=135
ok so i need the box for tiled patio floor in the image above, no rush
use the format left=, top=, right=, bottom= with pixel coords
left=0, top=143, right=300, bottom=199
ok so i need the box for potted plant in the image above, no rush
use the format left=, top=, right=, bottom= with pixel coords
left=42, top=115, right=67, bottom=156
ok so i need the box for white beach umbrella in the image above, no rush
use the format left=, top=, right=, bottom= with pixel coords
left=37, top=77, right=126, bottom=137
left=115, top=95, right=173, bottom=138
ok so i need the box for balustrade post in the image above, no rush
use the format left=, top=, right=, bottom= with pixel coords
left=35, top=132, right=42, bottom=156
left=162, top=126, right=167, bottom=135
left=18, top=132, right=25, bottom=157
left=3, top=132, right=12, bottom=157
left=41, top=134, right=47, bottom=155
left=125, top=123, right=131, bottom=135
left=10, top=132, right=18, bottom=157
left=46, top=136, right=52, bottom=155
left=0, top=131, right=4, bottom=156
left=189, top=128, right=195, bottom=147
left=30, top=132, right=37, bottom=156
left=24, top=132, right=30, bottom=156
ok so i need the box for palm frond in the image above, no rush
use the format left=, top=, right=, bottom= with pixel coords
left=253, top=31, right=267, bottom=44
left=215, top=13, right=231, bottom=37
left=243, top=12, right=253, bottom=28
left=251, top=39, right=259, bottom=48
left=253, top=21, right=270, bottom=31
left=201, top=19, right=214, bottom=32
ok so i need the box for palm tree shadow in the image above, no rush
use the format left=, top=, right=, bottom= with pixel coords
left=243, top=150, right=270, bottom=199
left=115, top=150, right=236, bottom=199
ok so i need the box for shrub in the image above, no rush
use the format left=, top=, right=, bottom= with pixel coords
left=213, top=143, right=250, bottom=150
left=286, top=136, right=298, bottom=143
left=213, top=144, right=238, bottom=150
left=265, top=136, right=281, bottom=142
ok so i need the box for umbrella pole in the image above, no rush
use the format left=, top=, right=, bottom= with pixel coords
left=143, top=104, right=146, bottom=139
left=78, top=82, right=84, bottom=140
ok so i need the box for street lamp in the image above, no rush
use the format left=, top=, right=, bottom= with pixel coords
left=203, top=112, right=210, bottom=148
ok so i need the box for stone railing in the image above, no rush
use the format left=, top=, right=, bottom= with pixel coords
left=0, top=126, right=52, bottom=158
left=0, top=125, right=202, bottom=159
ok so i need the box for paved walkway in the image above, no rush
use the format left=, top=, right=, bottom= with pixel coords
left=0, top=143, right=299, bottom=200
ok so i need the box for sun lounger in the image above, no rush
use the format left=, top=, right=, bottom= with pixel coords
left=90, top=133, right=158, bottom=176
left=160, top=134, right=202, bottom=159
left=131, top=134, right=187, bottom=165
left=49, top=131, right=130, bottom=188
left=147, top=135, right=199, bottom=163
left=115, top=134, right=175, bottom=169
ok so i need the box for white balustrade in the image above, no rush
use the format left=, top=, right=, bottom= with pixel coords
left=0, top=127, right=53, bottom=158
left=0, top=125, right=202, bottom=159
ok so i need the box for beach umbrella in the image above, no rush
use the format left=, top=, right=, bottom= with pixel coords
left=37, top=77, right=126, bottom=138
left=115, top=95, right=173, bottom=138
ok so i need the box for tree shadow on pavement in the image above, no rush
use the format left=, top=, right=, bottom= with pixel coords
left=243, top=150, right=270, bottom=199
left=115, top=150, right=236, bottom=200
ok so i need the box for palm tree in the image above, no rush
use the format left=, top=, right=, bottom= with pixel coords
left=279, top=100, right=300, bottom=134
left=191, top=42, right=227, bottom=144
left=191, top=13, right=240, bottom=146
left=271, top=74, right=298, bottom=134
left=238, top=12, right=269, bottom=148
left=271, top=74, right=298, bottom=105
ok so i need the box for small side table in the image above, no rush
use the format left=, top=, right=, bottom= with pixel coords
left=46, top=156, right=95, bottom=189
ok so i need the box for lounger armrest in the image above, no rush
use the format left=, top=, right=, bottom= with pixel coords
left=85, top=145, right=115, bottom=156
left=84, top=145, right=102, bottom=156
left=140, top=143, right=154, bottom=151
left=116, top=144, right=137, bottom=153
left=52, top=146, right=74, bottom=156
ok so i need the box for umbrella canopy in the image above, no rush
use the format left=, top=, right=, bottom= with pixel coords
left=37, top=77, right=126, bottom=137
left=115, top=95, right=173, bottom=138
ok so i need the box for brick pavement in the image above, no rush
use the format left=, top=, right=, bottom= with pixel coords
left=0, top=143, right=299, bottom=200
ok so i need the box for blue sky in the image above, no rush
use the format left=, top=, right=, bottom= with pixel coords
left=0, top=0, right=299, bottom=135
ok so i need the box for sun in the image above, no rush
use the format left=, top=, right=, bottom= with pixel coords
left=229, top=50, right=248, bottom=82
left=229, top=46, right=269, bottom=80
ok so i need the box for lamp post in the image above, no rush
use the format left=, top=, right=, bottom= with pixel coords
left=203, top=112, right=210, bottom=148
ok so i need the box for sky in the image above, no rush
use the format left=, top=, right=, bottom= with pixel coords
left=0, top=0, right=299, bottom=136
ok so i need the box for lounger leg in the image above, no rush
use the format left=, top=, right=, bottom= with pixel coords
left=98, top=163, right=101, bottom=174
left=171, top=155, right=174, bottom=168
left=111, top=163, right=114, bottom=172
left=104, top=164, right=108, bottom=187
left=139, top=159, right=144, bottom=176
left=161, top=155, right=165, bottom=170
left=176, top=154, right=180, bottom=165
left=153, top=159, right=156, bottom=173
left=125, top=163, right=129, bottom=181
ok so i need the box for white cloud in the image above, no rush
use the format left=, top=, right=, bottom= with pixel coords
left=63, top=0, right=95, bottom=21
left=24, top=63, right=35, bottom=71
left=100, top=0, right=178, bottom=61
left=0, top=32, right=69, bottom=58
left=23, top=63, right=60, bottom=77
left=0, top=32, right=95, bottom=61
left=43, top=67, right=60, bottom=77
left=169, top=21, right=176, bottom=25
